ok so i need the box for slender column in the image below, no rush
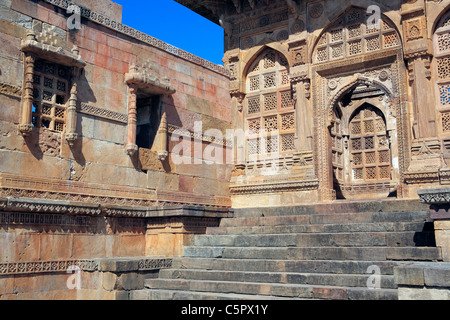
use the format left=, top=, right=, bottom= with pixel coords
left=19, top=50, right=36, bottom=136
left=157, top=110, right=168, bottom=161
left=65, top=67, right=79, bottom=146
left=126, top=84, right=138, bottom=156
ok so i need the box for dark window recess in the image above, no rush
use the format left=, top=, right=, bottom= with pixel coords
left=136, top=96, right=160, bottom=150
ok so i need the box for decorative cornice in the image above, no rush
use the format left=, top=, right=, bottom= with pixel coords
left=78, top=103, right=128, bottom=124
left=0, top=259, right=98, bottom=276
left=0, top=257, right=172, bottom=276
left=230, top=179, right=319, bottom=195
left=404, top=170, right=440, bottom=184
left=102, top=204, right=147, bottom=218
left=418, top=188, right=450, bottom=204
left=6, top=197, right=101, bottom=216
left=42, top=0, right=228, bottom=77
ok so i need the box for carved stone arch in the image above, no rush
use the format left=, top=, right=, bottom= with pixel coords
left=329, top=77, right=393, bottom=109
left=241, top=43, right=291, bottom=85
left=430, top=4, right=450, bottom=39
left=311, top=6, right=402, bottom=65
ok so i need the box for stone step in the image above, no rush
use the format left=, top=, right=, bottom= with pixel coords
left=171, top=258, right=406, bottom=275
left=193, top=231, right=435, bottom=248
left=183, top=246, right=442, bottom=261
left=158, top=269, right=398, bottom=289
left=233, top=200, right=430, bottom=218
left=144, top=279, right=398, bottom=300
left=219, top=211, right=430, bottom=228
left=131, top=289, right=302, bottom=300
left=206, top=222, right=433, bottom=236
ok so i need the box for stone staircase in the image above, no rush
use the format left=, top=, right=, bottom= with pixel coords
left=133, top=200, right=443, bottom=300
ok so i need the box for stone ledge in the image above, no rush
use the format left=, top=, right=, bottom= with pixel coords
left=395, top=262, right=450, bottom=288
left=146, top=205, right=233, bottom=218
left=97, top=257, right=172, bottom=272
left=1, top=197, right=233, bottom=219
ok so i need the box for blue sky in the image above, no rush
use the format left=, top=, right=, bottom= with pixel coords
left=112, top=0, right=225, bottom=65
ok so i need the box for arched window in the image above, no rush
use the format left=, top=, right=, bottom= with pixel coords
left=245, top=49, right=295, bottom=159
left=434, top=11, right=450, bottom=133
left=313, top=7, right=400, bottom=64
left=348, top=105, right=390, bottom=182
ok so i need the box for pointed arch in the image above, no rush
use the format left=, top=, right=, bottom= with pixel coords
left=311, top=6, right=402, bottom=65
left=241, top=43, right=291, bottom=85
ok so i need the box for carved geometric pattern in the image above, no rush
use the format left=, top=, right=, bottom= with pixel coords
left=365, top=167, right=376, bottom=180
left=331, top=28, right=343, bottom=42
left=351, top=138, right=362, bottom=150
left=264, top=93, right=277, bottom=111
left=281, top=70, right=289, bottom=85
left=379, top=150, right=390, bottom=163
left=442, top=111, right=450, bottom=132
left=245, top=48, right=291, bottom=156
left=348, top=24, right=361, bottom=38
left=366, top=36, right=380, bottom=52
left=248, top=96, right=260, bottom=114
left=365, top=151, right=376, bottom=164
left=281, top=91, right=294, bottom=109
left=353, top=168, right=363, bottom=180
left=349, top=105, right=390, bottom=182
left=79, top=103, right=128, bottom=123
left=383, top=32, right=399, bottom=48
left=266, top=135, right=279, bottom=153
left=248, top=139, right=260, bottom=155
left=264, top=51, right=276, bottom=69
left=365, top=136, right=374, bottom=149
left=351, top=122, right=361, bottom=135
left=281, top=133, right=295, bottom=151
left=438, top=33, right=450, bottom=52
left=437, top=57, right=450, bottom=79
left=250, top=76, right=260, bottom=91
left=313, top=8, right=399, bottom=64
left=316, top=47, right=328, bottom=62
left=376, top=118, right=386, bottom=132
left=353, top=153, right=363, bottom=165
left=264, top=115, right=278, bottom=131
left=32, top=59, right=69, bottom=132
left=363, top=120, right=374, bottom=134
left=439, top=84, right=450, bottom=106
left=248, top=118, right=261, bottom=134
left=348, top=40, right=362, bottom=55
left=264, top=73, right=276, bottom=88
left=331, top=44, right=344, bottom=59
left=281, top=113, right=295, bottom=131
left=379, top=166, right=390, bottom=179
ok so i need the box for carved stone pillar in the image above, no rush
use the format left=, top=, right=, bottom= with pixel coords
left=65, top=56, right=80, bottom=146
left=126, top=84, right=138, bottom=156
left=291, top=72, right=313, bottom=151
left=157, top=111, right=168, bottom=161
left=19, top=41, right=36, bottom=136
left=407, top=53, right=435, bottom=139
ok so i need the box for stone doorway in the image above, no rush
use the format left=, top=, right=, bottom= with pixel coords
left=330, top=85, right=397, bottom=200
